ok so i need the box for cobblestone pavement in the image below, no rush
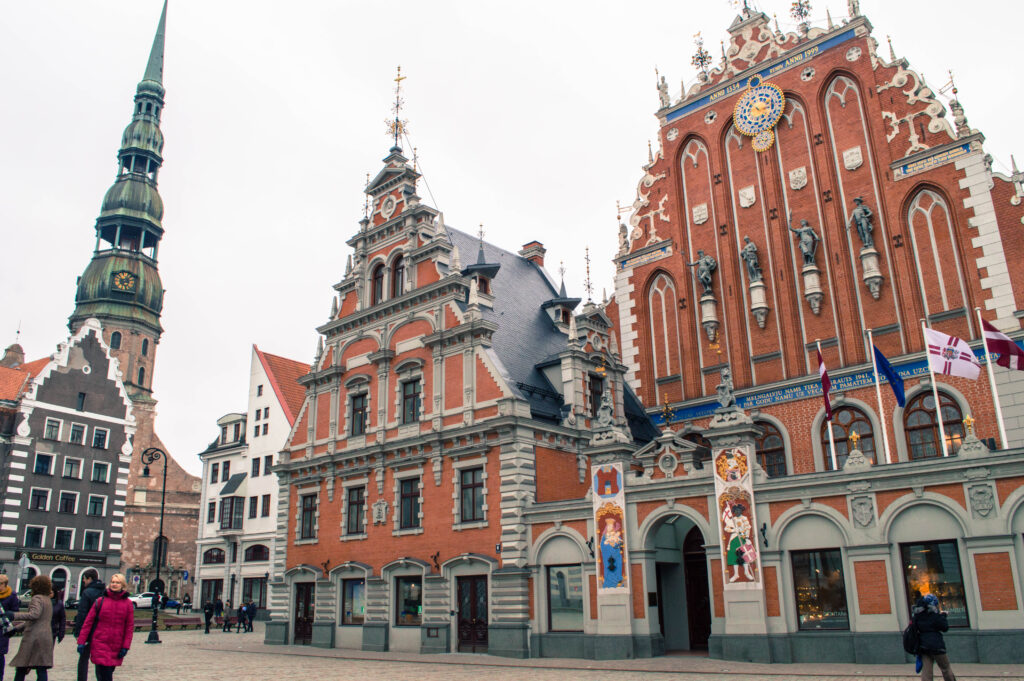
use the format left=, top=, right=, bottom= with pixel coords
left=23, top=623, right=1024, bottom=681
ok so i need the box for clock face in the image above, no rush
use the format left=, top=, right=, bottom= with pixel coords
left=112, top=271, right=137, bottom=292
left=751, top=129, right=775, bottom=153
left=733, top=77, right=785, bottom=137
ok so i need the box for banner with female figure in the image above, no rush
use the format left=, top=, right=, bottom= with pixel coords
left=713, top=447, right=762, bottom=589
left=592, top=462, right=630, bottom=593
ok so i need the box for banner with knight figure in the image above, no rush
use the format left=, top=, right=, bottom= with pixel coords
left=712, top=447, right=762, bottom=590
left=592, top=462, right=630, bottom=594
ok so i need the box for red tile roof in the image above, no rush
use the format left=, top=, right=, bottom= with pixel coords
left=255, top=346, right=310, bottom=426
left=20, top=357, right=50, bottom=378
left=0, top=366, right=30, bottom=402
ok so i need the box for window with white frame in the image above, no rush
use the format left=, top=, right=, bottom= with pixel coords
left=28, top=488, right=50, bottom=511
left=398, top=477, right=421, bottom=530
left=459, top=467, right=485, bottom=523
left=400, top=379, right=421, bottom=425
left=69, top=423, right=86, bottom=445
left=91, top=461, right=110, bottom=483
left=263, top=455, right=273, bottom=475
left=91, top=427, right=109, bottom=449
left=86, top=494, right=106, bottom=517
left=57, top=491, right=78, bottom=514
left=33, top=453, right=53, bottom=475
left=53, top=528, right=74, bottom=551
left=207, top=501, right=216, bottom=523
left=62, top=457, right=82, bottom=479
left=350, top=392, right=368, bottom=436
left=82, top=530, right=102, bottom=552
left=24, top=525, right=45, bottom=549
left=44, top=418, right=61, bottom=441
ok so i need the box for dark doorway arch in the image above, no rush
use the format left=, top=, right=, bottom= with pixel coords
left=647, top=514, right=711, bottom=652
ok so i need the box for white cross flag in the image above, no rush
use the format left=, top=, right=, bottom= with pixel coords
left=924, top=327, right=980, bottom=380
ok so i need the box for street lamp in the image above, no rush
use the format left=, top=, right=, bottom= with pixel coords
left=140, top=447, right=168, bottom=644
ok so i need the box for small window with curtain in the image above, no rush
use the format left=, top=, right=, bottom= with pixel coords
left=791, top=549, right=849, bottom=630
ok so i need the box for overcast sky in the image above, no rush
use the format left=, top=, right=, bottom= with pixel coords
left=1, top=1, right=1016, bottom=475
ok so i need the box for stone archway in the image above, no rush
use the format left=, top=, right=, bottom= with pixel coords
left=644, top=513, right=711, bottom=652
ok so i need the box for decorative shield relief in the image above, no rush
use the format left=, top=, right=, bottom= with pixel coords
left=738, top=186, right=756, bottom=209
left=692, top=203, right=709, bottom=225
left=843, top=146, right=863, bottom=171
left=789, top=166, right=808, bottom=191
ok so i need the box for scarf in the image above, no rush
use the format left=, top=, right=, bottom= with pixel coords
left=0, top=587, right=11, bottom=600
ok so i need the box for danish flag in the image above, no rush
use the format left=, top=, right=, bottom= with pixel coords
left=924, top=328, right=980, bottom=380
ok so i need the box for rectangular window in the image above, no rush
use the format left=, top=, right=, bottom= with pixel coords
left=589, top=376, right=604, bottom=418
left=300, top=494, right=317, bottom=539
left=346, top=486, right=365, bottom=535
left=44, top=418, right=61, bottom=441
left=264, top=455, right=273, bottom=475
left=547, top=565, right=584, bottom=632
left=261, top=494, right=271, bottom=517
left=395, top=576, right=422, bottom=626
left=248, top=496, right=258, bottom=518
left=242, top=577, right=268, bottom=609
left=34, top=453, right=53, bottom=475
left=460, top=467, right=484, bottom=523
left=82, top=530, right=101, bottom=552
left=791, top=549, right=850, bottom=630
left=254, top=409, right=261, bottom=422
left=350, top=394, right=368, bottom=436
left=54, top=528, right=73, bottom=550
left=342, top=578, right=365, bottom=625
left=207, top=501, right=216, bottom=523
left=900, top=541, right=969, bottom=627
left=253, top=425, right=260, bottom=438
left=220, top=426, right=228, bottom=444
left=257, top=384, right=263, bottom=396
left=69, top=424, right=86, bottom=445
left=399, top=478, right=420, bottom=529
left=24, top=526, right=44, bottom=549
left=63, top=457, right=82, bottom=479
left=87, top=495, right=106, bottom=517
left=58, top=491, right=77, bottom=514
left=91, top=462, right=109, bottom=483
left=263, top=407, right=269, bottom=419
left=262, top=423, right=268, bottom=435
left=222, top=461, right=230, bottom=482
left=219, top=497, right=244, bottom=530
left=76, top=392, right=86, bottom=411
left=233, top=423, right=240, bottom=441
left=29, top=488, right=49, bottom=511
left=91, top=428, right=108, bottom=449
left=211, top=462, right=219, bottom=483
left=401, top=380, right=421, bottom=424
left=252, top=458, right=260, bottom=477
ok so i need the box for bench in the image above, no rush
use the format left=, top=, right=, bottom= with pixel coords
left=164, top=616, right=202, bottom=630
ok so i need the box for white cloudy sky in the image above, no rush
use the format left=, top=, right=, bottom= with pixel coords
left=1, top=1, right=1016, bottom=475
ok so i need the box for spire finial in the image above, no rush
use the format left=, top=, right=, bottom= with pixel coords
left=386, top=65, right=408, bottom=149
left=583, top=247, right=594, bottom=302
left=887, top=35, right=896, bottom=61
left=142, top=1, right=167, bottom=86
left=647, top=140, right=654, bottom=164
left=790, top=0, right=812, bottom=35
left=720, top=39, right=726, bottom=63
left=826, top=8, right=834, bottom=29
left=412, top=147, right=418, bottom=172
left=363, top=172, right=371, bottom=218
left=691, top=32, right=712, bottom=81
left=558, top=260, right=567, bottom=297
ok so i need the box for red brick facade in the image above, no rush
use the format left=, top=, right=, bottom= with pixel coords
left=853, top=560, right=891, bottom=615
left=974, top=552, right=1018, bottom=611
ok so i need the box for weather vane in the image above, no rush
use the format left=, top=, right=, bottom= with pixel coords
left=558, top=260, right=566, bottom=283
left=363, top=172, right=370, bottom=218
left=660, top=392, right=673, bottom=427
left=790, top=0, right=812, bottom=32
left=583, top=247, right=594, bottom=302
left=386, top=65, right=409, bottom=147
left=478, top=223, right=485, bottom=249
left=691, top=32, right=712, bottom=77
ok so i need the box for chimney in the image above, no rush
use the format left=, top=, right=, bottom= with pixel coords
left=519, top=241, right=546, bottom=267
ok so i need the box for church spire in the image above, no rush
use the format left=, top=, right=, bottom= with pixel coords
left=142, top=1, right=167, bottom=90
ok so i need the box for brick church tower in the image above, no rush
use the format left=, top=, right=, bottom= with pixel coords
left=68, top=1, right=200, bottom=596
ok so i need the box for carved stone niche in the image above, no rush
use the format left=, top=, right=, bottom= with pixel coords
left=801, top=263, right=824, bottom=315
left=748, top=280, right=769, bottom=329
left=859, top=247, right=884, bottom=300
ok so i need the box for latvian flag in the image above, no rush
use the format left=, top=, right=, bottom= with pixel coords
left=817, top=349, right=832, bottom=421
left=982, top=319, right=1024, bottom=371
left=924, top=327, right=980, bottom=379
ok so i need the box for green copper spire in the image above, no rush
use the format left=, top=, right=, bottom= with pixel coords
left=139, top=1, right=166, bottom=95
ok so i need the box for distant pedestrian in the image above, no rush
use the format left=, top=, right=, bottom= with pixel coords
left=246, top=601, right=256, bottom=632
left=202, top=601, right=214, bottom=634
left=76, top=573, right=133, bottom=681
left=0, top=574, right=22, bottom=681
left=181, top=593, right=191, bottom=614
left=222, top=601, right=232, bottom=632
left=235, top=603, right=246, bottom=633
left=71, top=570, right=104, bottom=681
left=9, top=574, right=55, bottom=681
left=213, top=597, right=223, bottom=619
left=912, top=594, right=957, bottom=681
left=49, top=591, right=65, bottom=645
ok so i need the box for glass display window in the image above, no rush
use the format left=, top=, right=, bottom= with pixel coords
left=791, top=548, right=849, bottom=630
left=546, top=564, right=584, bottom=632
left=342, top=578, right=365, bottom=625
left=900, top=540, right=969, bottom=626
left=395, top=576, right=422, bottom=626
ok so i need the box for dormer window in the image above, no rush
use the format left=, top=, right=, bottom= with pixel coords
left=477, top=277, right=489, bottom=295
left=391, top=256, right=405, bottom=298
left=371, top=264, right=385, bottom=305
left=589, top=375, right=604, bottom=419
left=561, top=310, right=570, bottom=324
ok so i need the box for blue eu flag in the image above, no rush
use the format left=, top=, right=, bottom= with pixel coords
left=873, top=345, right=906, bottom=407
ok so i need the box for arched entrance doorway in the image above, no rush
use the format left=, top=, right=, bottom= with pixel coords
left=50, top=568, right=68, bottom=599
left=648, top=515, right=711, bottom=651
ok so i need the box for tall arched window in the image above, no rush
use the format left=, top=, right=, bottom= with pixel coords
left=904, top=391, right=964, bottom=459
left=391, top=256, right=405, bottom=298
left=202, top=548, right=225, bottom=564
left=137, top=367, right=145, bottom=387
left=141, top=338, right=149, bottom=356
left=110, top=332, right=121, bottom=350
left=371, top=264, right=385, bottom=305
left=755, top=421, right=787, bottom=477
left=647, top=273, right=682, bottom=380
left=821, top=406, right=876, bottom=470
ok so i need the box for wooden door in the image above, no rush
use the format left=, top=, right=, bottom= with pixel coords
left=456, top=575, right=488, bottom=653
left=294, top=582, right=315, bottom=645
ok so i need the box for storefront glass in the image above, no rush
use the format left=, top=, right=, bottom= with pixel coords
left=791, top=548, right=849, bottom=630
left=342, top=578, right=365, bottom=625
left=900, top=540, right=968, bottom=626
left=395, top=576, right=422, bottom=626
left=546, top=564, right=584, bottom=631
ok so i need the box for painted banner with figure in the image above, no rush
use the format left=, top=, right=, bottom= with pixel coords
left=592, top=462, right=630, bottom=593
left=713, top=447, right=762, bottom=590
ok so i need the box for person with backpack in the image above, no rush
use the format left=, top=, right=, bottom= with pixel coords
left=910, top=594, right=957, bottom=681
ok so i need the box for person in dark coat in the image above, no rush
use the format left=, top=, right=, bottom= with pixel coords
left=72, top=570, right=104, bottom=681
left=912, top=594, right=957, bottom=681
left=0, top=574, right=21, bottom=681
left=76, top=573, right=133, bottom=681
left=246, top=601, right=256, bottom=632
left=235, top=602, right=246, bottom=633
left=49, top=591, right=65, bottom=645
left=202, top=601, right=214, bottom=634
left=10, top=574, right=55, bottom=681
left=213, top=597, right=223, bottom=619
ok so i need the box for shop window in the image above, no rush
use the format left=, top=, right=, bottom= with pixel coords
left=754, top=421, right=787, bottom=477
left=300, top=494, right=317, bottom=539
left=459, top=467, right=484, bottom=523
left=203, top=548, right=226, bottom=565
left=791, top=549, right=849, bottom=630
left=242, top=577, right=267, bottom=609
left=399, top=478, right=420, bottom=529
left=547, top=564, right=584, bottom=632
left=900, top=541, right=969, bottom=627
left=821, top=406, right=876, bottom=470
left=904, top=392, right=964, bottom=459
left=395, top=576, right=422, bottom=626
left=346, top=486, right=365, bottom=535
left=341, top=578, right=365, bottom=625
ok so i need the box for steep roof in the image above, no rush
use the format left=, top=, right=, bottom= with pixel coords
left=0, top=366, right=30, bottom=402
left=255, top=346, right=309, bottom=426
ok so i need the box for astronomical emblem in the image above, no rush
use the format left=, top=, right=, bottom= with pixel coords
left=733, top=75, right=785, bottom=152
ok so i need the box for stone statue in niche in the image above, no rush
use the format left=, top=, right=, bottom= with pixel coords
left=788, top=214, right=822, bottom=266
left=687, top=250, right=718, bottom=295
left=848, top=197, right=875, bottom=249
left=715, top=366, right=736, bottom=409
left=739, top=236, right=762, bottom=282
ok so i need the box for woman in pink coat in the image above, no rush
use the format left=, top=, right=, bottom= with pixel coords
left=75, top=574, right=132, bottom=681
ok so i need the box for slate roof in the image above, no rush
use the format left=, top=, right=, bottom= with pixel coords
left=220, top=472, right=247, bottom=496
left=255, top=346, right=309, bottom=426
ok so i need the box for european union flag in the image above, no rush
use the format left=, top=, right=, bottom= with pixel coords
left=873, top=345, right=906, bottom=407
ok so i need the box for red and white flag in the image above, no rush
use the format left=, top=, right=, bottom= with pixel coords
left=982, top=319, right=1024, bottom=371
left=817, top=349, right=832, bottom=421
left=924, top=327, right=980, bottom=379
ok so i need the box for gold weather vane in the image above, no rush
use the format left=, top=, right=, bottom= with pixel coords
left=584, top=247, right=594, bottom=302
left=661, top=393, right=673, bottom=426
left=386, top=65, right=409, bottom=146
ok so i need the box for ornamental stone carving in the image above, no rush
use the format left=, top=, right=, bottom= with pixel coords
left=850, top=496, right=875, bottom=528
left=968, top=484, right=995, bottom=518
left=372, top=498, right=389, bottom=525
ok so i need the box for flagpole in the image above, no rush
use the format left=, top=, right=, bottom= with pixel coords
left=921, top=319, right=949, bottom=457
left=976, top=306, right=1008, bottom=448
left=867, top=329, right=893, bottom=464
left=817, top=339, right=838, bottom=470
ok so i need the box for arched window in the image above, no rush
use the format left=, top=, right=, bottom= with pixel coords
left=390, top=256, right=405, bottom=298
left=681, top=432, right=712, bottom=464
left=755, top=421, right=787, bottom=477
left=244, top=544, right=270, bottom=562
left=821, top=406, right=876, bottom=470
left=110, top=332, right=121, bottom=350
left=152, top=535, right=168, bottom=566
left=647, top=273, right=682, bottom=380
left=477, top=277, right=489, bottom=294
left=137, top=367, right=146, bottom=387
left=904, top=391, right=964, bottom=459
left=141, top=338, right=149, bottom=356
left=202, top=548, right=225, bottom=565
left=371, top=264, right=385, bottom=305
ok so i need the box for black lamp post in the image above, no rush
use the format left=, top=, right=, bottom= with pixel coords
left=141, top=447, right=168, bottom=644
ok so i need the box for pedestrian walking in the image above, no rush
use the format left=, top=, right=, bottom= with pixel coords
left=247, top=601, right=256, bottom=632
left=213, top=597, right=223, bottom=619
left=9, top=574, right=55, bottom=681
left=49, top=591, right=65, bottom=645
left=912, top=594, right=957, bottom=681
left=75, top=573, right=133, bottom=681
left=202, top=601, right=214, bottom=634
left=181, top=594, right=191, bottom=614
left=70, top=570, right=103, bottom=681
left=235, top=603, right=246, bottom=633
left=0, top=574, right=21, bottom=681
left=222, top=601, right=232, bottom=632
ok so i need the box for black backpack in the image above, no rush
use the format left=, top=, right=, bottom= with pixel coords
left=902, top=620, right=920, bottom=654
